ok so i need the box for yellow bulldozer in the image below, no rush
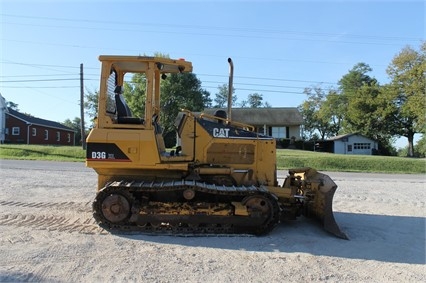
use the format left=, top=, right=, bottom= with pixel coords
left=86, top=55, right=347, bottom=239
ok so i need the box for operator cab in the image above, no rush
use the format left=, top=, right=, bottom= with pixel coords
left=96, top=56, right=192, bottom=130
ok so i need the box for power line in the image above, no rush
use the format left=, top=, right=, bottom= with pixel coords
left=0, top=78, right=79, bottom=83
left=0, top=74, right=78, bottom=78
left=202, top=85, right=304, bottom=95
left=0, top=60, right=98, bottom=70
left=2, top=13, right=421, bottom=43
left=199, top=74, right=337, bottom=85
left=2, top=86, right=79, bottom=89
left=203, top=80, right=315, bottom=90
left=0, top=59, right=338, bottom=86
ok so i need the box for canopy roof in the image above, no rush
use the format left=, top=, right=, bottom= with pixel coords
left=98, top=55, right=193, bottom=73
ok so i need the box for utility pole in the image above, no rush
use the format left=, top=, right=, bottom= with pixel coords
left=80, top=63, right=86, bottom=149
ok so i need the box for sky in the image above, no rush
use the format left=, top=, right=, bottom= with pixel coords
left=1, top=0, right=424, bottom=148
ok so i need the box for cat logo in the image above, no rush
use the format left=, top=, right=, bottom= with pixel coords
left=213, top=128, right=230, bottom=138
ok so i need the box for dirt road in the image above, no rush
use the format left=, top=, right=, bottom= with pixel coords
left=0, top=160, right=425, bottom=282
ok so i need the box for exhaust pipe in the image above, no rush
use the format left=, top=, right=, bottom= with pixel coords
left=227, top=58, right=233, bottom=121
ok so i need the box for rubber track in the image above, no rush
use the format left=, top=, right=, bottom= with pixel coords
left=93, top=180, right=280, bottom=236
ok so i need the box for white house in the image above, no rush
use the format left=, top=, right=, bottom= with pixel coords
left=202, top=108, right=303, bottom=140
left=0, top=93, right=8, bottom=144
left=319, top=133, right=378, bottom=155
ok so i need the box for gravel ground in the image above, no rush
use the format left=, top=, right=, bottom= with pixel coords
left=0, top=159, right=425, bottom=282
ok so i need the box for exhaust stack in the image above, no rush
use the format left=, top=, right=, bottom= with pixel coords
left=227, top=58, right=234, bottom=121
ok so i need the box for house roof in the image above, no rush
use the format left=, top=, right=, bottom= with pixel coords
left=326, top=133, right=374, bottom=141
left=7, top=108, right=75, bottom=132
left=202, top=107, right=303, bottom=126
left=326, top=133, right=355, bottom=141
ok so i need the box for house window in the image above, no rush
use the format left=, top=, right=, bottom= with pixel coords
left=12, top=127, right=20, bottom=135
left=67, top=133, right=71, bottom=143
left=354, top=143, right=371, bottom=150
left=271, top=127, right=287, bottom=139
left=44, top=130, right=49, bottom=140
left=347, top=145, right=352, bottom=152
left=32, top=128, right=37, bottom=136
left=56, top=131, right=60, bottom=141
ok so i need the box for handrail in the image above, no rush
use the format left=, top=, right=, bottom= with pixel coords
left=199, top=112, right=254, bottom=132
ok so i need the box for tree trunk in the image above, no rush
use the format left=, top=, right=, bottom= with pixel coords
left=407, top=131, right=415, bottom=157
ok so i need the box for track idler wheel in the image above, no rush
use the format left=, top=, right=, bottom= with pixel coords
left=242, top=194, right=279, bottom=235
left=244, top=195, right=273, bottom=218
left=101, top=194, right=131, bottom=223
left=93, top=187, right=134, bottom=228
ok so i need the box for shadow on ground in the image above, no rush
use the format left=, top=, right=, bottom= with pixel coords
left=117, top=212, right=425, bottom=265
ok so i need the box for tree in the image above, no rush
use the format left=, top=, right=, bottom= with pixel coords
left=240, top=93, right=270, bottom=108
left=6, top=101, right=19, bottom=111
left=299, top=86, right=337, bottom=140
left=63, top=117, right=82, bottom=145
left=239, top=100, right=248, bottom=108
left=247, top=93, right=263, bottom=108
left=213, top=84, right=237, bottom=108
left=123, top=73, right=146, bottom=118
left=319, top=90, right=344, bottom=136
left=337, top=62, right=373, bottom=132
left=160, top=72, right=211, bottom=147
left=415, top=135, right=426, bottom=157
left=339, top=63, right=376, bottom=91
left=122, top=51, right=169, bottom=118
left=339, top=63, right=395, bottom=155
left=385, top=42, right=426, bottom=157
left=84, top=89, right=99, bottom=119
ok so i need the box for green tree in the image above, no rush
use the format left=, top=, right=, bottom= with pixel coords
left=385, top=42, right=426, bottom=157
left=239, top=100, right=248, bottom=108
left=123, top=73, right=146, bottom=118
left=160, top=72, right=211, bottom=147
left=339, top=63, right=395, bottom=155
left=247, top=93, right=263, bottom=108
left=299, top=86, right=336, bottom=140
left=320, top=90, right=344, bottom=136
left=122, top=52, right=170, bottom=118
left=213, top=84, right=237, bottom=108
left=6, top=101, right=19, bottom=111
left=339, top=63, right=375, bottom=91
left=337, top=62, right=373, bottom=132
left=63, top=117, right=82, bottom=145
left=84, top=89, right=99, bottom=119
left=415, top=135, right=426, bottom=157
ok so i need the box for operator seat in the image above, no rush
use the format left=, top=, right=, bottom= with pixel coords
left=114, top=86, right=144, bottom=124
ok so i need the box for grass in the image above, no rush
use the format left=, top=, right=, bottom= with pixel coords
left=277, top=149, right=425, bottom=174
left=0, top=144, right=86, bottom=162
left=0, top=144, right=424, bottom=174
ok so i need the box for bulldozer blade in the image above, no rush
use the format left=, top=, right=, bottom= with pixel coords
left=295, top=168, right=349, bottom=240
left=316, top=183, right=349, bottom=240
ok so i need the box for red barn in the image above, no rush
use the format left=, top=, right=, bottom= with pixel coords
left=5, top=108, right=75, bottom=145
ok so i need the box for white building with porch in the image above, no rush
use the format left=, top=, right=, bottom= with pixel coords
left=203, top=107, right=303, bottom=140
